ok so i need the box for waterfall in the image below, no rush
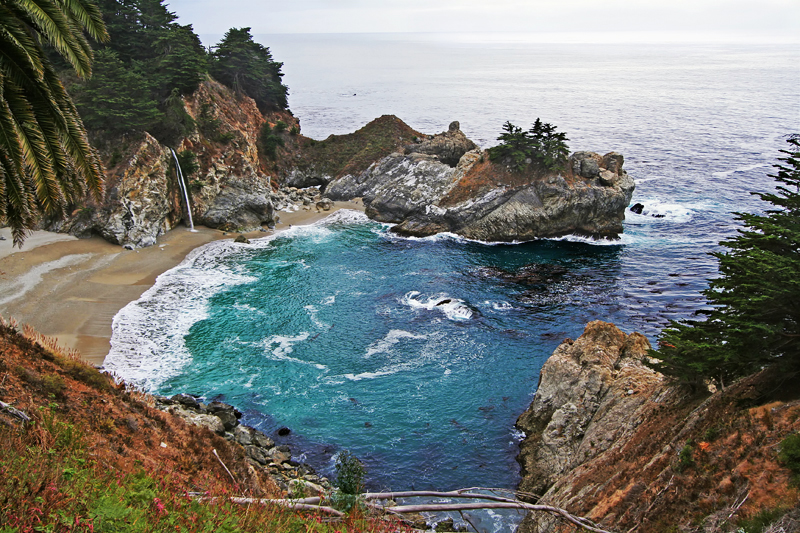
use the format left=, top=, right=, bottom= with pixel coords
left=170, top=148, right=196, bottom=231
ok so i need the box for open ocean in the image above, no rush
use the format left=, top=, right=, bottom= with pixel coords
left=105, top=34, right=799, bottom=531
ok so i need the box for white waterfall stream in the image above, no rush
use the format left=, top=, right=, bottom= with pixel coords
left=170, top=148, right=196, bottom=231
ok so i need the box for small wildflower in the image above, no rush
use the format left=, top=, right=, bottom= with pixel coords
left=153, top=497, right=167, bottom=516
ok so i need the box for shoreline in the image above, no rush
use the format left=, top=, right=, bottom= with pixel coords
left=0, top=200, right=364, bottom=366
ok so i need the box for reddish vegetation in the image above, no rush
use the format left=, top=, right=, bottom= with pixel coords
left=0, top=320, right=279, bottom=498
left=439, top=159, right=579, bottom=208
left=0, top=321, right=420, bottom=532
left=544, top=370, right=800, bottom=532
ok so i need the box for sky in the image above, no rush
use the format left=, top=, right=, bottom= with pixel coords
left=164, top=0, right=800, bottom=42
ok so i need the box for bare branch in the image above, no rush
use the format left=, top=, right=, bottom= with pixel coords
left=205, top=496, right=345, bottom=517
left=363, top=490, right=519, bottom=504
left=379, top=502, right=614, bottom=533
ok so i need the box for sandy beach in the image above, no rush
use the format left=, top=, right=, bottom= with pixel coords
left=0, top=200, right=364, bottom=366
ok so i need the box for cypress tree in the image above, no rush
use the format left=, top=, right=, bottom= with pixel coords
left=209, top=28, right=289, bottom=113
left=650, top=136, right=800, bottom=389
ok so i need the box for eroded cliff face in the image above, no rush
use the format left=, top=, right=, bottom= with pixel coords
left=180, top=79, right=280, bottom=232
left=53, top=80, right=280, bottom=248
left=516, top=321, right=800, bottom=533
left=325, top=122, right=634, bottom=242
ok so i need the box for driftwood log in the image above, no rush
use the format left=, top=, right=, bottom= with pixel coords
left=212, top=489, right=615, bottom=533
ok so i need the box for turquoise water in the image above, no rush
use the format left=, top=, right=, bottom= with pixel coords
left=109, top=212, right=632, bottom=492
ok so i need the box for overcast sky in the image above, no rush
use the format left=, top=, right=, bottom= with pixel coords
left=164, top=0, right=799, bottom=42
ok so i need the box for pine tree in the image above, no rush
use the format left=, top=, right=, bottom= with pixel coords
left=651, top=136, right=800, bottom=389
left=73, top=49, right=161, bottom=136
left=209, top=28, right=289, bottom=113
left=488, top=119, right=569, bottom=173
left=71, top=0, right=206, bottom=143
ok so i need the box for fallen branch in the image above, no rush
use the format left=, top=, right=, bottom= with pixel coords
left=0, top=400, right=30, bottom=423
left=363, top=490, right=519, bottom=504
left=200, top=496, right=344, bottom=517
left=380, top=502, right=612, bottom=533
left=198, top=490, right=613, bottom=532
left=212, top=449, right=237, bottom=487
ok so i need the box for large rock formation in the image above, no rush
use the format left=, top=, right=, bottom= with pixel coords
left=180, top=80, right=277, bottom=232
left=516, top=321, right=663, bottom=500
left=52, top=80, right=278, bottom=248
left=326, top=123, right=634, bottom=241
left=515, top=322, right=800, bottom=532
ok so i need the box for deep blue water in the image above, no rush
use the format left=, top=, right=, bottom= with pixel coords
left=106, top=35, right=799, bottom=532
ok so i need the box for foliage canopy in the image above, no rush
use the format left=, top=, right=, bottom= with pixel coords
left=209, top=27, right=289, bottom=113
left=0, top=0, right=108, bottom=246
left=488, top=119, right=570, bottom=172
left=650, top=136, right=800, bottom=389
left=70, top=0, right=207, bottom=144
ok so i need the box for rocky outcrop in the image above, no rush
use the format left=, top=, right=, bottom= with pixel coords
left=157, top=393, right=332, bottom=495
left=404, top=120, right=478, bottom=166
left=279, top=114, right=423, bottom=190
left=178, top=80, right=277, bottom=232
left=52, top=80, right=278, bottom=248
left=514, top=322, right=800, bottom=533
left=325, top=123, right=634, bottom=241
left=516, top=322, right=663, bottom=499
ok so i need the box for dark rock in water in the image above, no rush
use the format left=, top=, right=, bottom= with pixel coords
left=234, top=234, right=250, bottom=244
left=171, top=393, right=200, bottom=410
left=630, top=203, right=644, bottom=214
left=277, top=427, right=291, bottom=437
left=435, top=299, right=452, bottom=306
left=215, top=410, right=238, bottom=431
left=475, top=264, right=567, bottom=286
left=207, top=401, right=242, bottom=418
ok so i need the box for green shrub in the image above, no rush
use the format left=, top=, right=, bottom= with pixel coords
left=177, top=150, right=199, bottom=178
left=259, top=123, right=285, bottom=160
left=779, top=433, right=800, bottom=481
left=41, top=374, right=66, bottom=398
left=676, top=441, right=695, bottom=472
left=331, top=450, right=365, bottom=512
left=737, top=507, right=788, bottom=533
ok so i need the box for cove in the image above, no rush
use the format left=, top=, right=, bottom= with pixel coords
left=107, top=210, right=632, bottom=492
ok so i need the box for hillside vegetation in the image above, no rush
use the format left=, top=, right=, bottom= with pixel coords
left=0, top=320, right=411, bottom=533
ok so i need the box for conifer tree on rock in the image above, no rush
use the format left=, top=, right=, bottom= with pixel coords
left=209, top=28, right=289, bottom=113
left=651, top=136, right=800, bottom=390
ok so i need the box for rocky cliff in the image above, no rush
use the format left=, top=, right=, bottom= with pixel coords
left=51, top=80, right=282, bottom=248
left=516, top=321, right=800, bottom=532
left=325, top=122, right=634, bottom=242
left=48, top=87, right=633, bottom=247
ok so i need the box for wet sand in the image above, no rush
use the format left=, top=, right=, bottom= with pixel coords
left=0, top=201, right=364, bottom=366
